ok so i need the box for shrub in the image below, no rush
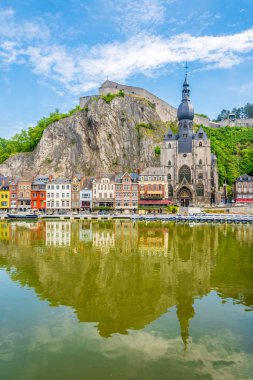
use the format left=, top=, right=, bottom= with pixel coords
left=154, top=146, right=161, bottom=155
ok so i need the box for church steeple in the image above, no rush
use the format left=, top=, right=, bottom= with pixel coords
left=182, top=63, right=190, bottom=101
left=177, top=63, right=194, bottom=121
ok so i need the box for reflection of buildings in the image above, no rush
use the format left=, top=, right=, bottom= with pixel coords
left=0, top=222, right=10, bottom=243
left=79, top=223, right=93, bottom=242
left=0, top=221, right=252, bottom=349
left=46, top=221, right=71, bottom=246
left=92, top=224, right=115, bottom=252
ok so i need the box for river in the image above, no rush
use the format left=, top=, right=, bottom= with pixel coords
left=0, top=220, right=252, bottom=379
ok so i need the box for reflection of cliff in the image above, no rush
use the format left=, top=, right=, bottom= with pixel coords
left=0, top=221, right=252, bottom=343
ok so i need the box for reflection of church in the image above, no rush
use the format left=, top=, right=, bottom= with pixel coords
left=160, top=70, right=219, bottom=206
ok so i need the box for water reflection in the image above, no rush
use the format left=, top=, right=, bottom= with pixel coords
left=0, top=220, right=252, bottom=347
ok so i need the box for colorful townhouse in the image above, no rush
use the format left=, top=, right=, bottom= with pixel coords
left=234, top=174, right=253, bottom=204
left=9, top=177, right=19, bottom=210
left=0, top=178, right=10, bottom=211
left=31, top=176, right=50, bottom=211
left=138, top=167, right=171, bottom=213
left=92, top=174, right=115, bottom=210
left=46, top=178, right=72, bottom=213
left=71, top=175, right=85, bottom=213
left=17, top=179, right=32, bottom=211
left=80, top=177, right=93, bottom=211
left=114, top=172, right=139, bottom=213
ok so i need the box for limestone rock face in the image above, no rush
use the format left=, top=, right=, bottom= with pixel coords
left=0, top=95, right=167, bottom=177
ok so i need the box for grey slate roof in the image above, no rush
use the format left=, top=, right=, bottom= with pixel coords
left=140, top=167, right=166, bottom=176
left=235, top=174, right=253, bottom=182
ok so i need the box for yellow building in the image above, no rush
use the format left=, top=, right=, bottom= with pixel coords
left=0, top=181, right=10, bottom=210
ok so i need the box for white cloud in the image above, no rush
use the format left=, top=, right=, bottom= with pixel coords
left=0, top=4, right=253, bottom=96
left=0, top=7, right=50, bottom=42
left=112, top=0, right=167, bottom=33
left=21, top=28, right=253, bottom=94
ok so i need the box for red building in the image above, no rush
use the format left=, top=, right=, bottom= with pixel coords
left=234, top=174, right=253, bottom=204
left=9, top=177, right=19, bottom=210
left=31, top=176, right=50, bottom=211
left=138, top=168, right=172, bottom=213
left=115, top=172, right=139, bottom=213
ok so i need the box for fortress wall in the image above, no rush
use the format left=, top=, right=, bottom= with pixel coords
left=99, top=83, right=177, bottom=122
left=219, top=118, right=253, bottom=127
left=99, top=82, right=218, bottom=127
left=79, top=95, right=99, bottom=108
left=80, top=81, right=222, bottom=128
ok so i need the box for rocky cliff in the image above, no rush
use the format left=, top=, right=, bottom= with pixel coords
left=0, top=95, right=168, bottom=178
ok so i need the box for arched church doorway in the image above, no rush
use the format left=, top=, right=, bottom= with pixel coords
left=177, top=187, right=192, bottom=207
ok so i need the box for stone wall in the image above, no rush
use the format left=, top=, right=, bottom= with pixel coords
left=219, top=118, right=253, bottom=127
left=79, top=95, right=100, bottom=108
left=97, top=80, right=220, bottom=128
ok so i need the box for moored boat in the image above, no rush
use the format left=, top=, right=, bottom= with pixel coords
left=7, top=213, right=38, bottom=220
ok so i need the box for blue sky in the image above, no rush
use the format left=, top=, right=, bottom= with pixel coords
left=0, top=0, right=253, bottom=138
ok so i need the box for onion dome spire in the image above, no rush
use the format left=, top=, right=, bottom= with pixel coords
left=177, top=62, right=194, bottom=121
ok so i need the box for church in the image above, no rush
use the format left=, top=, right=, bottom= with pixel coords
left=160, top=71, right=219, bottom=206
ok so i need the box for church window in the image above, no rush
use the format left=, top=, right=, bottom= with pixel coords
left=168, top=174, right=171, bottom=180
left=179, top=165, right=191, bottom=183
left=168, top=184, right=173, bottom=197
left=168, top=160, right=171, bottom=166
left=198, top=173, right=203, bottom=179
left=199, top=142, right=202, bottom=147
left=197, top=183, right=204, bottom=196
left=199, top=159, right=202, bottom=165
left=183, top=154, right=187, bottom=157
left=199, top=133, right=203, bottom=138
left=168, top=143, right=171, bottom=149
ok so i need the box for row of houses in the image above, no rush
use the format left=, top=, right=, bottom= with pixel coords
left=0, top=171, right=253, bottom=213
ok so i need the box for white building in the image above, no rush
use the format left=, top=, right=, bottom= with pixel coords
left=92, top=174, right=115, bottom=209
left=46, top=179, right=72, bottom=213
left=80, top=177, right=93, bottom=211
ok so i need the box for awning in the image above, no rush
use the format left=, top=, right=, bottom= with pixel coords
left=235, top=198, right=253, bottom=203
left=139, top=200, right=173, bottom=205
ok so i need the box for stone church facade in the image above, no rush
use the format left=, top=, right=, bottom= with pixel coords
left=160, top=73, right=219, bottom=207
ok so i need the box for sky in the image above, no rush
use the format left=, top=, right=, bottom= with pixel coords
left=0, top=0, right=253, bottom=138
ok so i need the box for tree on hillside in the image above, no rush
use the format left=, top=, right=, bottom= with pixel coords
left=216, top=103, right=253, bottom=121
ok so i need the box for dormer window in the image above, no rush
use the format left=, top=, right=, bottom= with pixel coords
left=183, top=134, right=187, bottom=138
left=168, top=134, right=172, bottom=138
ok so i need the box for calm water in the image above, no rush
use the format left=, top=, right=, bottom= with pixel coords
left=0, top=220, right=252, bottom=380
